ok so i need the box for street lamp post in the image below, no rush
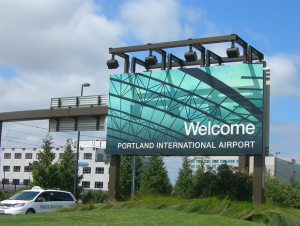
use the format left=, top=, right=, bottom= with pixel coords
left=74, top=83, right=90, bottom=197
left=274, top=152, right=281, bottom=177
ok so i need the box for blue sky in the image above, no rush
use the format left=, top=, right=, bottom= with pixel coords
left=0, top=0, right=299, bottom=183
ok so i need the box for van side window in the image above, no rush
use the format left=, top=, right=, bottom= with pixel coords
left=49, top=192, right=74, bottom=201
left=36, top=192, right=49, bottom=201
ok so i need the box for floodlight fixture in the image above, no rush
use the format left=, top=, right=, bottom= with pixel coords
left=107, top=54, right=119, bottom=69
left=226, top=41, right=240, bottom=58
left=184, top=45, right=198, bottom=62
left=145, top=50, right=158, bottom=66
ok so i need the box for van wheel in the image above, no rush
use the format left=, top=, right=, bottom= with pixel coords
left=25, top=209, right=35, bottom=214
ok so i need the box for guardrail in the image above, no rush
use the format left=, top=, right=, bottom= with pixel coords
left=51, top=95, right=107, bottom=109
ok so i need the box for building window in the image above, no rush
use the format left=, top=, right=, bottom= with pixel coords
left=2, top=179, right=9, bottom=184
left=14, top=153, right=22, bottom=159
left=206, top=165, right=211, bottom=169
left=3, top=166, right=10, bottom=172
left=23, top=179, right=30, bottom=185
left=212, top=160, right=219, bottom=163
left=95, top=182, right=103, bottom=189
left=25, top=153, right=33, bottom=159
left=228, top=160, right=235, bottom=164
left=96, top=154, right=104, bottom=162
left=196, top=165, right=200, bottom=168
left=220, top=160, right=227, bottom=164
left=189, top=159, right=195, bottom=164
left=196, top=160, right=201, bottom=163
left=83, top=167, right=91, bottom=174
left=191, top=165, right=195, bottom=168
left=13, top=166, right=21, bottom=172
left=84, top=153, right=92, bottom=160
left=212, top=165, right=217, bottom=169
left=12, top=179, right=20, bottom=185
left=4, top=153, right=11, bottom=159
left=82, top=181, right=90, bottom=188
left=95, top=167, right=104, bottom=174
left=204, top=160, right=211, bottom=163
left=24, top=166, right=32, bottom=172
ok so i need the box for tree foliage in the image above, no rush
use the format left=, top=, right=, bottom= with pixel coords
left=31, top=134, right=60, bottom=189
left=119, top=156, right=144, bottom=200
left=188, top=163, right=252, bottom=201
left=265, top=175, right=300, bottom=208
left=173, top=157, right=193, bottom=197
left=59, top=138, right=83, bottom=195
left=139, top=156, right=172, bottom=195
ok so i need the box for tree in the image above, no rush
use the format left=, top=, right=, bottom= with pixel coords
left=58, top=138, right=83, bottom=195
left=173, top=157, right=193, bottom=197
left=191, top=159, right=217, bottom=198
left=265, top=175, right=300, bottom=208
left=119, top=156, right=144, bottom=200
left=31, top=134, right=60, bottom=188
left=139, top=156, right=172, bottom=195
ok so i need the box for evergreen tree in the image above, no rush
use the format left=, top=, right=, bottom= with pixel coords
left=31, top=134, right=60, bottom=188
left=139, top=156, right=172, bottom=195
left=173, top=157, right=193, bottom=197
left=119, top=156, right=144, bottom=200
left=59, top=138, right=83, bottom=195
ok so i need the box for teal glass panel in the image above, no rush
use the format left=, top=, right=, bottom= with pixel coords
left=107, top=64, right=264, bottom=156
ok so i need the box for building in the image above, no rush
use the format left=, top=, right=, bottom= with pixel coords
left=188, top=156, right=239, bottom=174
left=0, top=141, right=110, bottom=192
left=250, top=154, right=300, bottom=182
left=189, top=154, right=300, bottom=183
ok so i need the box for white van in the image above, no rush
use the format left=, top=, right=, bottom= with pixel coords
left=0, top=186, right=77, bottom=215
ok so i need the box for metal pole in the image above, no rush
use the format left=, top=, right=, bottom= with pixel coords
left=275, top=152, right=280, bottom=177
left=0, top=121, right=2, bottom=152
left=73, top=131, right=80, bottom=196
left=131, top=156, right=136, bottom=200
left=74, top=83, right=90, bottom=197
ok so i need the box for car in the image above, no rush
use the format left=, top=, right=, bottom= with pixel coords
left=0, top=186, right=77, bottom=215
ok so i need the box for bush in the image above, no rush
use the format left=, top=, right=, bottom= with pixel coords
left=81, top=190, right=108, bottom=204
left=0, top=189, right=8, bottom=201
left=190, top=164, right=252, bottom=201
left=265, top=175, right=300, bottom=208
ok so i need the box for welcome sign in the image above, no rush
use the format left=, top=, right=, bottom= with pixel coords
left=107, top=64, right=264, bottom=156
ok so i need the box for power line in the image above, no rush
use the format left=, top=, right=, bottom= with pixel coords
left=1, top=138, right=43, bottom=148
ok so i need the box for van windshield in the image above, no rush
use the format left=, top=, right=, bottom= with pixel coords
left=9, top=191, right=40, bottom=201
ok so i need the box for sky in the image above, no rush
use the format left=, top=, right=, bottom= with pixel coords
left=0, top=0, right=300, bottom=184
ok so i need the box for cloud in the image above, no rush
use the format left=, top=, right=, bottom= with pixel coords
left=0, top=0, right=126, bottom=111
left=266, top=53, right=300, bottom=98
left=119, top=0, right=182, bottom=43
left=0, top=0, right=125, bottom=76
left=270, top=121, right=300, bottom=162
left=244, top=28, right=270, bottom=48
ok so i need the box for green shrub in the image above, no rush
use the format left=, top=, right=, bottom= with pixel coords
left=0, top=189, right=8, bottom=201
left=81, top=190, right=108, bottom=204
left=265, top=175, right=300, bottom=208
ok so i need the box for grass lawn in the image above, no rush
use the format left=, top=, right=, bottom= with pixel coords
left=0, top=209, right=263, bottom=226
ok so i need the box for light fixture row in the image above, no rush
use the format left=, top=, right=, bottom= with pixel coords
left=107, top=34, right=264, bottom=72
